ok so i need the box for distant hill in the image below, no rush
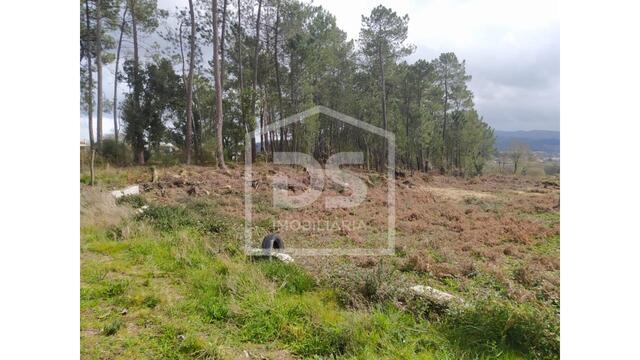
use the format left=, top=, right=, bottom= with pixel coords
left=494, top=130, right=560, bottom=155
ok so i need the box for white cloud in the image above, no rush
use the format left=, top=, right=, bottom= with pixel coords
left=315, top=0, right=559, bottom=130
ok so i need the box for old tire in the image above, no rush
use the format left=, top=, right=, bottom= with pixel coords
left=261, top=233, right=284, bottom=254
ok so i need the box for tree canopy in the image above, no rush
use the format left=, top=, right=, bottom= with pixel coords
left=81, top=0, right=495, bottom=176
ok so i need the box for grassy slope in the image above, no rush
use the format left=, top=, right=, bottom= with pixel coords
left=81, top=191, right=558, bottom=359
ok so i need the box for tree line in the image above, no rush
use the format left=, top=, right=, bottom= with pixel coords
left=80, top=0, right=496, bottom=175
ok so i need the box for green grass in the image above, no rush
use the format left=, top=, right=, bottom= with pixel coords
left=80, top=168, right=130, bottom=187
left=258, top=260, right=316, bottom=294
left=81, top=197, right=559, bottom=359
left=117, top=194, right=147, bottom=208
left=534, top=234, right=560, bottom=256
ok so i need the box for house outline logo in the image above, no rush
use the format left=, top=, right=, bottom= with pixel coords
left=244, top=105, right=396, bottom=256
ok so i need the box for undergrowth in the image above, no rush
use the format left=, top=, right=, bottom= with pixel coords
left=81, top=196, right=559, bottom=359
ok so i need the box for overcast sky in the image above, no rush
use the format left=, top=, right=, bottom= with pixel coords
left=81, top=0, right=559, bottom=140
left=318, top=0, right=559, bottom=132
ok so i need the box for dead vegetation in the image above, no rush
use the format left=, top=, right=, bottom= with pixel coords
left=83, top=165, right=559, bottom=297
left=83, top=163, right=559, bottom=307
left=81, top=163, right=560, bottom=358
left=81, top=187, right=133, bottom=227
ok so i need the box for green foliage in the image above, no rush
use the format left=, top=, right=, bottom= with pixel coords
left=99, top=139, right=132, bottom=165
left=80, top=174, right=91, bottom=185
left=143, top=294, right=160, bottom=308
left=116, top=194, right=147, bottom=208
left=259, top=260, right=316, bottom=294
left=440, top=299, right=560, bottom=359
left=84, top=0, right=499, bottom=175
left=121, top=57, right=183, bottom=164
left=327, top=264, right=402, bottom=309
left=138, top=202, right=228, bottom=234
left=81, top=194, right=559, bottom=359
left=236, top=291, right=349, bottom=357
left=103, top=319, right=122, bottom=336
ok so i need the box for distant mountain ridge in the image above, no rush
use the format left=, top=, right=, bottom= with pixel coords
left=494, top=130, right=560, bottom=155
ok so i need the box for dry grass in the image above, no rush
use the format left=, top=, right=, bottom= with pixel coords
left=86, top=163, right=560, bottom=305
left=81, top=163, right=560, bottom=358
left=80, top=187, right=132, bottom=227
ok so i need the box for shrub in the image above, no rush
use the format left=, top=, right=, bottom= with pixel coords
left=143, top=295, right=160, bottom=309
left=103, top=319, right=122, bottom=336
left=116, top=194, right=147, bottom=208
left=102, top=280, right=128, bottom=298
left=327, top=264, right=403, bottom=308
left=138, top=205, right=193, bottom=232
left=139, top=203, right=228, bottom=235
left=100, top=139, right=132, bottom=166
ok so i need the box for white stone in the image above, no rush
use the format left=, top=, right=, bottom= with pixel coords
left=111, top=185, right=140, bottom=199
left=273, top=252, right=294, bottom=263
left=136, top=205, right=149, bottom=214
left=409, top=285, right=463, bottom=304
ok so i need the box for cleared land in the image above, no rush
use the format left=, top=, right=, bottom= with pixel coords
left=81, top=164, right=559, bottom=359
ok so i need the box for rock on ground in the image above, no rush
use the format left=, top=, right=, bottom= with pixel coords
left=110, top=185, right=140, bottom=199
left=409, top=285, right=464, bottom=305
left=273, top=253, right=294, bottom=263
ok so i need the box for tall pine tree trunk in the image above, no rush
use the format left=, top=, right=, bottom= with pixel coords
left=251, top=0, right=262, bottom=159
left=113, top=5, right=128, bottom=144
left=212, top=0, right=228, bottom=171
left=237, top=0, right=249, bottom=160
left=84, top=0, right=94, bottom=149
left=377, top=45, right=387, bottom=172
left=96, top=0, right=103, bottom=147
left=274, top=0, right=283, bottom=126
left=130, top=0, right=144, bottom=165
left=185, top=0, right=196, bottom=164
left=441, top=76, right=448, bottom=174
left=220, top=0, right=228, bottom=84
